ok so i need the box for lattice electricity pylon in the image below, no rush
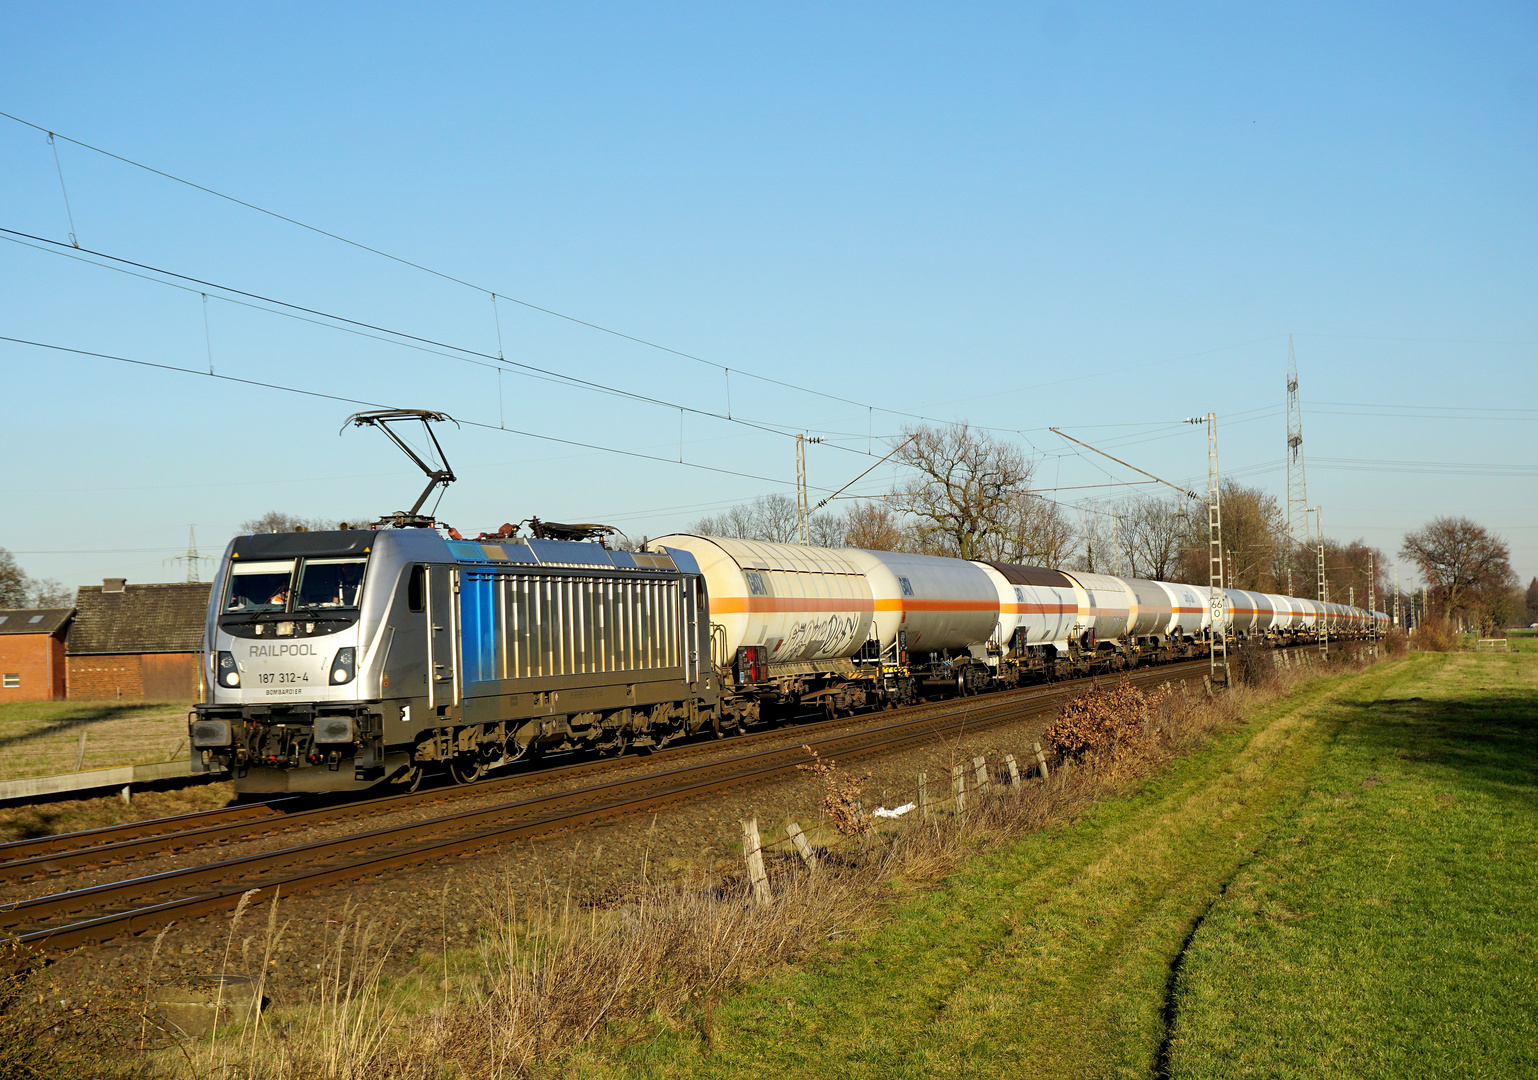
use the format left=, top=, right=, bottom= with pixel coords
left=1286, top=335, right=1309, bottom=550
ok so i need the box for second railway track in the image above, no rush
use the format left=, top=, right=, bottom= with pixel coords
left=4, top=661, right=1206, bottom=954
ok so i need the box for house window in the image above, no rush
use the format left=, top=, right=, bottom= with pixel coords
left=2, top=674, right=18, bottom=689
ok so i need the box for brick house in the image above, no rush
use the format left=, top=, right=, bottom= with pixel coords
left=65, top=579, right=212, bottom=701
left=0, top=608, right=74, bottom=701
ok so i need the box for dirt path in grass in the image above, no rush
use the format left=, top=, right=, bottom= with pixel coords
left=600, top=659, right=1426, bottom=1080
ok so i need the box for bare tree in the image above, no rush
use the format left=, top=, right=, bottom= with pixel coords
left=1115, top=494, right=1194, bottom=580
left=1172, top=481, right=1286, bottom=591
left=241, top=512, right=365, bottom=534
left=888, top=424, right=1034, bottom=559
left=843, top=501, right=908, bottom=551
left=1401, top=517, right=1516, bottom=630
left=0, top=548, right=29, bottom=608
left=690, top=494, right=843, bottom=547
left=973, top=492, right=1077, bottom=568
left=809, top=508, right=851, bottom=548
left=29, top=579, right=73, bottom=607
left=1526, top=577, right=1538, bottom=626
left=0, top=548, right=74, bottom=608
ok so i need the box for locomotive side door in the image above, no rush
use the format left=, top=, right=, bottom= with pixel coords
left=424, top=564, right=457, bottom=709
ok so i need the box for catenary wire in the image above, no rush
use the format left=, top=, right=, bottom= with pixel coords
left=0, top=228, right=877, bottom=458
left=0, top=335, right=834, bottom=494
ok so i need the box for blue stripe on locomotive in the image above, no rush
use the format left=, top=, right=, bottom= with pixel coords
left=442, top=539, right=704, bottom=688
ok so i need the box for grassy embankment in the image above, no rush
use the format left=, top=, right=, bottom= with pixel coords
left=587, top=647, right=1535, bottom=1079
left=0, top=700, right=228, bottom=839
left=1166, top=646, right=1538, bottom=1077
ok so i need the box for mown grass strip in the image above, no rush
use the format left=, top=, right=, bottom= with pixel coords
left=593, top=660, right=1425, bottom=1080
left=1165, top=650, right=1538, bottom=1079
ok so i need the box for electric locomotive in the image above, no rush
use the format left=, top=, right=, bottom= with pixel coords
left=189, top=527, right=716, bottom=794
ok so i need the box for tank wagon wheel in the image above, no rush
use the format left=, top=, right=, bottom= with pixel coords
left=391, top=764, right=424, bottom=794
left=448, top=756, right=485, bottom=785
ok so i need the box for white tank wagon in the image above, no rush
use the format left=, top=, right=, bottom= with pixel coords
left=973, top=562, right=1070, bottom=682
left=646, top=534, right=886, bottom=719
left=975, top=562, right=1081, bottom=654
left=1262, top=593, right=1296, bottom=635
left=1125, top=579, right=1174, bottom=642
left=1224, top=590, right=1275, bottom=638
left=1290, top=597, right=1321, bottom=634
left=647, top=535, right=873, bottom=667
left=1123, top=579, right=1208, bottom=662
left=191, top=529, right=718, bottom=794
left=1158, top=580, right=1211, bottom=641
left=840, top=548, right=1001, bottom=696
left=1057, top=571, right=1136, bottom=663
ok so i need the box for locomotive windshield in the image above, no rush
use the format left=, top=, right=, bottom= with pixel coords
left=294, top=557, right=367, bottom=609
left=223, top=556, right=368, bottom=614
left=226, top=560, right=295, bottom=612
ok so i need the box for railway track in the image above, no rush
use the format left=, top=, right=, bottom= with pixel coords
left=0, top=659, right=1201, bottom=884
left=0, top=680, right=1094, bottom=886
left=3, top=660, right=1207, bottom=954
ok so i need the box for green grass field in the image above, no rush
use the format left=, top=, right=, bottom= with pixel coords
left=581, top=651, right=1536, bottom=1079
left=1165, top=650, right=1538, bottom=1078
left=0, top=699, right=191, bottom=780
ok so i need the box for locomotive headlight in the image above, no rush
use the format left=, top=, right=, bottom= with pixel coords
left=330, top=647, right=357, bottom=685
left=218, top=651, right=240, bottom=688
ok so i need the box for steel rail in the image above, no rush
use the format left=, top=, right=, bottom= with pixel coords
left=0, top=661, right=1178, bottom=882
left=0, top=797, right=300, bottom=867
left=5, top=662, right=1204, bottom=953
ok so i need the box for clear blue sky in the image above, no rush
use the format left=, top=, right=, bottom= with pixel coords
left=3, top=2, right=1535, bottom=595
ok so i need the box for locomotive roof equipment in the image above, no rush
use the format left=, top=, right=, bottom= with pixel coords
left=343, top=408, right=459, bottom=529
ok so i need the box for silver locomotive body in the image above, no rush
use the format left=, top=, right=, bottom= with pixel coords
left=190, top=530, right=716, bottom=794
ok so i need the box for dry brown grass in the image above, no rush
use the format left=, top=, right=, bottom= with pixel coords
left=1411, top=620, right=1459, bottom=652
left=56, top=649, right=1383, bottom=1079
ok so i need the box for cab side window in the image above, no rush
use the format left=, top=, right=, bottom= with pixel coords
left=408, top=565, right=426, bottom=613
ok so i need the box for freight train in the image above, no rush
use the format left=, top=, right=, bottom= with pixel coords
left=188, top=526, right=1386, bottom=794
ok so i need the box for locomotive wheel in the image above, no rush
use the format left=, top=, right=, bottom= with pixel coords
left=448, top=756, right=484, bottom=785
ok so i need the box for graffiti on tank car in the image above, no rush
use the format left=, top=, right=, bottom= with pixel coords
left=248, top=644, right=319, bottom=657
left=779, top=614, right=861, bottom=657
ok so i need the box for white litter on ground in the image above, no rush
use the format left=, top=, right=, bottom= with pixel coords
left=872, top=802, right=917, bottom=818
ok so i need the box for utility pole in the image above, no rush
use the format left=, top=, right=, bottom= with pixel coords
left=1188, top=413, right=1227, bottom=689
left=1393, top=562, right=1401, bottom=629
left=1313, top=506, right=1327, bottom=658
left=795, top=434, right=821, bottom=546
left=1367, top=550, right=1377, bottom=655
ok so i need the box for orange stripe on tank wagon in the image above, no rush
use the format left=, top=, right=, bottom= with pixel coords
left=710, top=596, right=876, bottom=615
left=873, top=599, right=999, bottom=613
left=1000, top=604, right=1076, bottom=614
